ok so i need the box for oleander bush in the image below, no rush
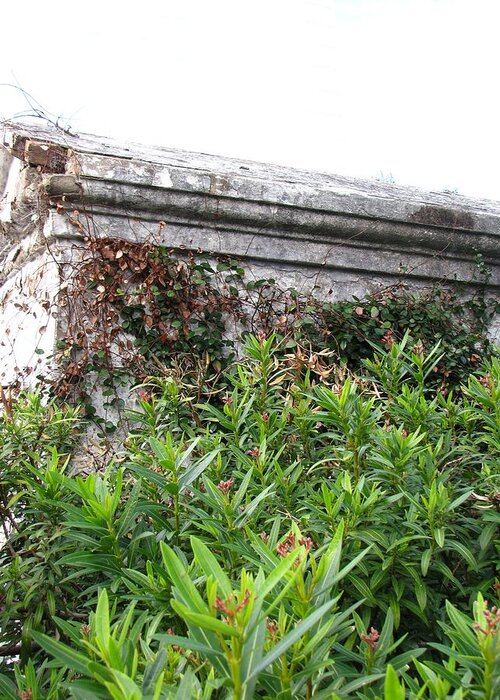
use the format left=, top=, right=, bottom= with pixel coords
left=0, top=334, right=499, bottom=699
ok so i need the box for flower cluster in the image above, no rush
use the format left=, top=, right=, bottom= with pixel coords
left=277, top=531, right=314, bottom=557
left=217, top=478, right=234, bottom=495
left=381, top=329, right=393, bottom=349
left=214, top=590, right=251, bottom=623
left=246, top=447, right=261, bottom=459
left=360, top=627, right=380, bottom=649
left=473, top=602, right=500, bottom=637
left=266, top=619, right=278, bottom=638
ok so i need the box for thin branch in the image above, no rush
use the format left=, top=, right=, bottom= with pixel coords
left=0, top=81, right=77, bottom=136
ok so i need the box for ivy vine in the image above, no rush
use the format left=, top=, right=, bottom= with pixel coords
left=52, top=235, right=498, bottom=431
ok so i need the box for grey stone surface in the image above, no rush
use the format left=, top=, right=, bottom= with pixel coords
left=1, top=121, right=499, bottom=386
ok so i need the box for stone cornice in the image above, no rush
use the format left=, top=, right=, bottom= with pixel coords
left=3, top=122, right=500, bottom=288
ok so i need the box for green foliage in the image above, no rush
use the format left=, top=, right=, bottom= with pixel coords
left=57, top=239, right=497, bottom=437
left=116, top=251, right=242, bottom=374
left=1, top=336, right=499, bottom=698
left=57, top=241, right=254, bottom=430
left=284, top=284, right=497, bottom=390
left=0, top=392, right=81, bottom=667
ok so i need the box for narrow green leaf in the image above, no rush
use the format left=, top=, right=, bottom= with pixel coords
left=421, top=659, right=463, bottom=687
left=117, top=602, right=138, bottom=646
left=0, top=675, right=17, bottom=700
left=107, top=668, right=142, bottom=699
left=390, top=646, right=426, bottom=670
left=53, top=616, right=87, bottom=645
left=421, top=548, right=432, bottom=576
left=175, top=669, right=201, bottom=700
left=447, top=490, right=473, bottom=511
left=59, top=553, right=122, bottom=576
left=149, top=437, right=172, bottom=465
left=241, top=618, right=267, bottom=700
left=232, top=468, right=253, bottom=509
left=95, top=589, right=110, bottom=648
left=341, top=672, right=385, bottom=694
left=172, top=600, right=240, bottom=638
left=443, top=540, right=478, bottom=571
left=313, top=520, right=345, bottom=604
left=330, top=545, right=372, bottom=587
left=176, top=435, right=203, bottom=469
left=160, top=542, right=207, bottom=614
left=31, top=631, right=91, bottom=677
left=178, top=448, right=219, bottom=491
left=155, top=634, right=225, bottom=658
left=348, top=575, right=377, bottom=605
left=142, top=648, right=166, bottom=694
left=414, top=578, right=427, bottom=611
left=247, top=600, right=336, bottom=680
left=256, top=548, right=302, bottom=602
left=479, top=522, right=497, bottom=551
left=384, top=664, right=405, bottom=700
left=434, top=528, right=445, bottom=548
left=444, top=601, right=478, bottom=648
left=234, top=484, right=275, bottom=527
left=190, top=536, right=232, bottom=598
left=68, top=680, right=110, bottom=700
left=378, top=608, right=394, bottom=654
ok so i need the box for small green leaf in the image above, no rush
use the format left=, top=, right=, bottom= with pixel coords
left=421, top=548, right=432, bottom=576
left=433, top=527, right=445, bottom=548
left=95, top=589, right=110, bottom=648
left=172, top=601, right=240, bottom=638
left=384, top=664, right=405, bottom=700
left=247, top=600, right=336, bottom=680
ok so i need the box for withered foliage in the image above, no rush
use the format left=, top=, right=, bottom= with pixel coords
left=55, top=237, right=249, bottom=408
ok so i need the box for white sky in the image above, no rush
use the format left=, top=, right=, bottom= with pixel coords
left=1, top=0, right=499, bottom=200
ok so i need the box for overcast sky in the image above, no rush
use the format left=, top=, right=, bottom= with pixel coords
left=1, top=0, right=499, bottom=200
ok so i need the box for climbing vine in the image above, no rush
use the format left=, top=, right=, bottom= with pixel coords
left=281, top=279, right=497, bottom=391
left=51, top=225, right=498, bottom=431
left=54, top=237, right=248, bottom=420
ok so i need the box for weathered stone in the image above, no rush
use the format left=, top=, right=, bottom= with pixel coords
left=1, top=121, right=499, bottom=387
left=23, top=140, right=68, bottom=173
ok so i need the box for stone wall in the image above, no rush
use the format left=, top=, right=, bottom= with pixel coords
left=1, top=121, right=499, bottom=387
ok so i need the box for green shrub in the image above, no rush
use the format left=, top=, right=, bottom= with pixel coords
left=0, top=336, right=499, bottom=698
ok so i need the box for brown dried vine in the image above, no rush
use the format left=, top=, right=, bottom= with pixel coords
left=45, top=203, right=496, bottom=431
left=53, top=232, right=260, bottom=420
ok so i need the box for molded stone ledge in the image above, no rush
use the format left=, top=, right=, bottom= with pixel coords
left=1, top=121, right=499, bottom=384
left=43, top=209, right=489, bottom=290
left=42, top=173, right=500, bottom=270
left=3, top=122, right=498, bottom=218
